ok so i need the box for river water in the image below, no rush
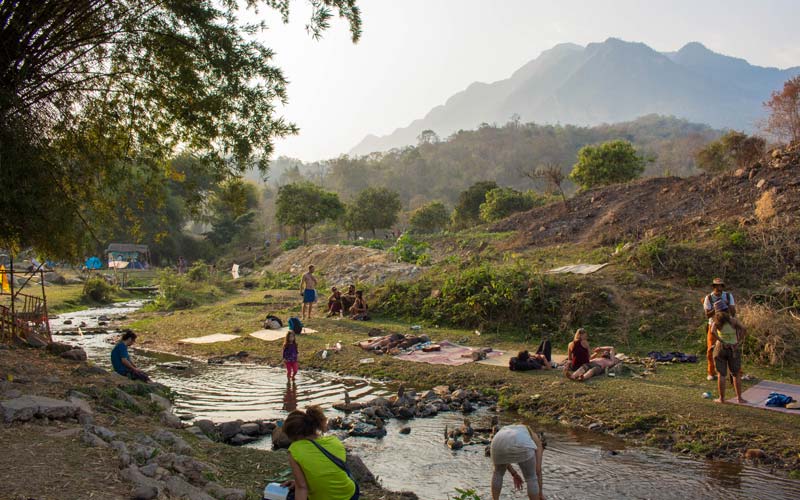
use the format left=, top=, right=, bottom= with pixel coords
left=51, top=303, right=799, bottom=500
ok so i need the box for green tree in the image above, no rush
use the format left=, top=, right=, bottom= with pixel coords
left=695, top=131, right=766, bottom=173
left=275, top=182, right=343, bottom=244
left=0, top=0, right=361, bottom=260
left=351, top=187, right=402, bottom=236
left=409, top=202, right=450, bottom=233
left=205, top=180, right=260, bottom=247
left=452, top=181, right=499, bottom=229
left=479, top=188, right=539, bottom=222
left=569, top=140, right=647, bottom=190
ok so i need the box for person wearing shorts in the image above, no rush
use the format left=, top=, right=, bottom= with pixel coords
left=710, top=306, right=747, bottom=404
left=300, top=264, right=318, bottom=320
left=489, top=424, right=544, bottom=500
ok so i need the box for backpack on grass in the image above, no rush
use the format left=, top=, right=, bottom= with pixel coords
left=288, top=317, right=303, bottom=335
left=263, top=314, right=283, bottom=330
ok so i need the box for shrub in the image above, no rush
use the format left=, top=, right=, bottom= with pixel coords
left=409, top=201, right=450, bottom=233
left=260, top=271, right=297, bottom=290
left=569, top=140, right=647, bottom=190
left=81, top=276, right=116, bottom=303
left=281, top=237, right=303, bottom=251
left=186, top=260, right=210, bottom=282
left=153, top=272, right=197, bottom=310
left=478, top=188, right=538, bottom=222
left=342, top=238, right=387, bottom=250
left=389, top=233, right=430, bottom=264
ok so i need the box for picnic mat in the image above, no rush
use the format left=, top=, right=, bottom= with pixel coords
left=178, top=333, right=240, bottom=344
left=546, top=263, right=608, bottom=275
left=250, top=327, right=318, bottom=342
left=396, top=341, right=504, bottom=366
left=478, top=353, right=567, bottom=368
left=736, top=380, right=800, bottom=415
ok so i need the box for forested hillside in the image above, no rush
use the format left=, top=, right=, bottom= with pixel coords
left=274, top=115, right=719, bottom=206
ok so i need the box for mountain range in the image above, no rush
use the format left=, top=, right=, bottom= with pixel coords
left=350, top=38, right=799, bottom=156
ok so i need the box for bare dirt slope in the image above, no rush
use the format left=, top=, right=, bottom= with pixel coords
left=267, top=244, right=422, bottom=286
left=493, top=143, right=800, bottom=250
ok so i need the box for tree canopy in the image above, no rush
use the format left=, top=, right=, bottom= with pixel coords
left=409, top=201, right=450, bottom=233
left=763, top=76, right=800, bottom=144
left=0, top=0, right=361, bottom=259
left=349, top=187, right=402, bottom=236
left=695, top=131, right=766, bottom=174
left=569, top=140, right=648, bottom=190
left=479, top=188, right=541, bottom=222
left=275, top=182, right=343, bottom=243
left=451, top=181, right=498, bottom=229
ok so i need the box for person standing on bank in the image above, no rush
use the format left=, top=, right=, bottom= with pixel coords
left=489, top=424, right=545, bottom=500
left=710, top=302, right=748, bottom=404
left=703, top=278, right=736, bottom=381
left=110, top=331, right=150, bottom=382
left=300, top=264, right=318, bottom=321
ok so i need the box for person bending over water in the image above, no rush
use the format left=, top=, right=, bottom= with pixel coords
left=282, top=406, right=358, bottom=500
left=489, top=424, right=545, bottom=500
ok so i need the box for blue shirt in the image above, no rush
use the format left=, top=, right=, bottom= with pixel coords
left=111, top=342, right=130, bottom=375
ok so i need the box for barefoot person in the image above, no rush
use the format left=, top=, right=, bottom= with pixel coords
left=572, top=346, right=620, bottom=381
left=703, top=278, right=736, bottom=381
left=110, top=331, right=150, bottom=382
left=300, top=265, right=318, bottom=321
left=710, top=303, right=747, bottom=404
left=489, top=424, right=544, bottom=500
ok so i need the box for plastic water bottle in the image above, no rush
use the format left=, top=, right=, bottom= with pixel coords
left=321, top=350, right=328, bottom=359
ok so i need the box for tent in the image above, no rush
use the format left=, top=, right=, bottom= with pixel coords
left=106, top=243, right=150, bottom=269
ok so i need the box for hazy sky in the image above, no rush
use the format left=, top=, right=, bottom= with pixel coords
left=251, top=0, right=800, bottom=162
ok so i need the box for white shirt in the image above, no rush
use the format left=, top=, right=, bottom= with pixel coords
left=490, top=425, right=537, bottom=465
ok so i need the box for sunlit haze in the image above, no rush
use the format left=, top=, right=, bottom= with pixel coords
left=249, top=0, right=800, bottom=162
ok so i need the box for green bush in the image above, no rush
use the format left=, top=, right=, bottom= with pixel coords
left=261, top=271, right=298, bottom=290
left=186, top=260, right=210, bottom=282
left=389, top=233, right=430, bottom=264
left=714, top=223, right=749, bottom=249
left=150, top=270, right=234, bottom=310
left=341, top=239, right=387, bottom=250
left=81, top=276, right=116, bottom=303
left=373, top=263, right=565, bottom=330
left=281, top=237, right=303, bottom=251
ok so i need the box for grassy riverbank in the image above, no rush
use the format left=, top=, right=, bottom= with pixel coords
left=129, top=288, right=800, bottom=476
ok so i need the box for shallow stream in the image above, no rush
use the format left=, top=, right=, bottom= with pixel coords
left=51, top=304, right=799, bottom=499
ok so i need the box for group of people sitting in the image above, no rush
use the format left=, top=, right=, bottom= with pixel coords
left=509, top=328, right=621, bottom=382
left=326, top=284, right=369, bottom=320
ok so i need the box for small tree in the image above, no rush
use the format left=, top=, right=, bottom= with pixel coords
left=451, top=181, right=498, bottom=229
left=764, top=76, right=800, bottom=143
left=569, top=140, right=647, bottom=190
left=522, top=162, right=568, bottom=208
left=479, top=188, right=538, bottom=222
left=352, top=187, right=402, bottom=236
left=409, top=201, right=450, bottom=233
left=695, top=131, right=766, bottom=173
left=275, top=182, right=343, bottom=244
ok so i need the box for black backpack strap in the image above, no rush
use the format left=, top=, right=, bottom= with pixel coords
left=307, top=439, right=360, bottom=499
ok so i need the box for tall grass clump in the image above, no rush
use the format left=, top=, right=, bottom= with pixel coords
left=738, top=304, right=800, bottom=366
left=149, top=268, right=235, bottom=310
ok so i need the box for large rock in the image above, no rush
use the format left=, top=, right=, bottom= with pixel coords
left=229, top=433, right=260, bottom=446
left=1, top=395, right=81, bottom=423
left=60, top=348, right=88, bottom=362
left=153, top=429, right=193, bottom=455
left=68, top=395, right=93, bottom=417
left=347, top=454, right=377, bottom=484
left=120, top=466, right=164, bottom=496
left=239, top=422, right=261, bottom=436
left=160, top=411, right=183, bottom=429
left=219, top=420, right=242, bottom=442
left=165, top=476, right=215, bottom=500
left=131, top=485, right=159, bottom=500
left=204, top=482, right=247, bottom=500
left=149, top=393, right=172, bottom=412
left=195, top=419, right=216, bottom=437
left=24, top=330, right=48, bottom=348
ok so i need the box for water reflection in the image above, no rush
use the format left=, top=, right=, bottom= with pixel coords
left=283, top=381, right=298, bottom=412
left=706, top=458, right=743, bottom=489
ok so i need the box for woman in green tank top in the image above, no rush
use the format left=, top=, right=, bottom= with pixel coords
left=281, top=406, right=357, bottom=500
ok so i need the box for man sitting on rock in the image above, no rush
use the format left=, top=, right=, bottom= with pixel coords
left=111, top=331, right=151, bottom=382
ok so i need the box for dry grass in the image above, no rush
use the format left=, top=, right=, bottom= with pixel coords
left=739, top=303, right=800, bottom=366
left=755, top=189, right=778, bottom=222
